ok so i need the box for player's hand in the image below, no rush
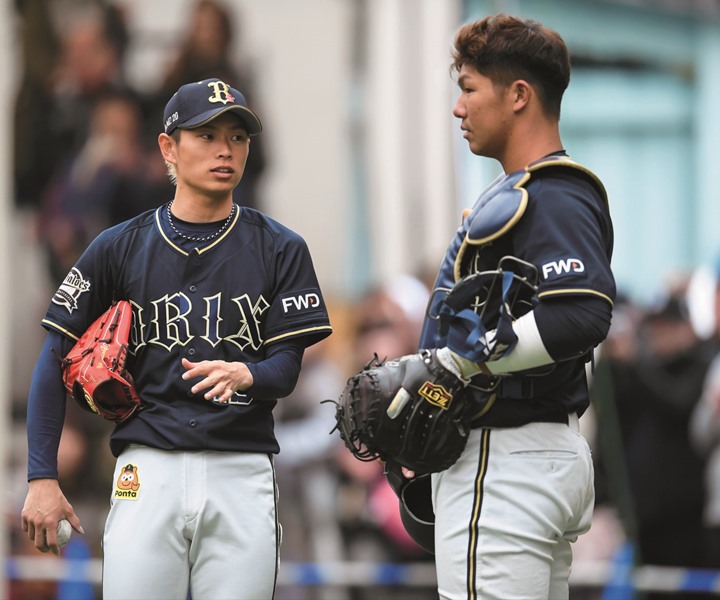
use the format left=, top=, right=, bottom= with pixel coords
left=181, top=358, right=253, bottom=403
left=21, top=479, right=84, bottom=555
left=402, top=466, right=416, bottom=479
left=377, top=457, right=415, bottom=479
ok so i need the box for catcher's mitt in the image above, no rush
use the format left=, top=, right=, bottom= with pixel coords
left=330, top=349, right=477, bottom=474
left=61, top=300, right=141, bottom=423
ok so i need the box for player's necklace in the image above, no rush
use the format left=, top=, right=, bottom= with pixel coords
left=166, top=201, right=236, bottom=242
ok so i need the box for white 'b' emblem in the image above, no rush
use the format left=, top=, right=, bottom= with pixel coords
left=207, top=81, right=235, bottom=105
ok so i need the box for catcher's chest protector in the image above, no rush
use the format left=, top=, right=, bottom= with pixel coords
left=455, top=156, right=607, bottom=281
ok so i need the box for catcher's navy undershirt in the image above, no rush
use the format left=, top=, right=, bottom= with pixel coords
left=27, top=329, right=304, bottom=480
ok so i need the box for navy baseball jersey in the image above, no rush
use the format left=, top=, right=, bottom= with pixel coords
left=420, top=154, right=615, bottom=424
left=42, top=203, right=332, bottom=456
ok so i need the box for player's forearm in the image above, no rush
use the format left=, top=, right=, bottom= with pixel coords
left=246, top=340, right=304, bottom=398
left=27, top=333, right=70, bottom=481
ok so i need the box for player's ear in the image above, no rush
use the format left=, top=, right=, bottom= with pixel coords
left=158, top=132, right=177, bottom=163
left=510, top=80, right=531, bottom=112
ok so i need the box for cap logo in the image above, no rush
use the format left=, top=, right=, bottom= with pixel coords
left=207, top=80, right=235, bottom=105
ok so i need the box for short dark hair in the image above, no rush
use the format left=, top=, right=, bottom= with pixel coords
left=451, top=14, right=570, bottom=119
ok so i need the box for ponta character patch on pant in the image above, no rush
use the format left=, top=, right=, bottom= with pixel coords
left=114, top=463, right=141, bottom=499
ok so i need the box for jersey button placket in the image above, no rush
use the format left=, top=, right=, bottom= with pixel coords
left=186, top=348, right=196, bottom=397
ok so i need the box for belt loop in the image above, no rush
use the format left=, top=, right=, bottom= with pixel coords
left=522, top=377, right=534, bottom=398
left=567, top=412, right=579, bottom=432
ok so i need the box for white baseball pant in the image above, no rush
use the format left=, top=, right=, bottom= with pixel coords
left=102, top=445, right=279, bottom=600
left=433, top=414, right=594, bottom=600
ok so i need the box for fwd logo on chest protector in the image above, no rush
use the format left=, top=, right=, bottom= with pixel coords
left=542, top=258, right=585, bottom=279
left=282, top=292, right=320, bottom=313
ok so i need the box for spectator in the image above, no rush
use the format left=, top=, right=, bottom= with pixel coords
left=37, top=90, right=172, bottom=284
left=158, top=0, right=243, bottom=94
left=8, top=415, right=101, bottom=600
left=273, top=335, right=348, bottom=600
left=13, top=0, right=61, bottom=209
left=333, top=275, right=436, bottom=600
left=150, top=0, right=267, bottom=209
left=691, top=353, right=720, bottom=566
left=593, top=280, right=719, bottom=599
left=689, top=263, right=720, bottom=566
left=14, top=2, right=132, bottom=209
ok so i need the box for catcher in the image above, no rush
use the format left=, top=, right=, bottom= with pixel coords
left=334, top=15, right=615, bottom=600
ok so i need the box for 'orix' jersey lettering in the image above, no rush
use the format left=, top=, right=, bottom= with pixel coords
left=129, top=292, right=270, bottom=354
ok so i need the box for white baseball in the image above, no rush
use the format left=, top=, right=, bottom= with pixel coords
left=56, top=519, right=73, bottom=548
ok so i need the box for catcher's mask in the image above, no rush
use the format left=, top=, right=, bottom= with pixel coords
left=385, top=466, right=435, bottom=554
left=426, top=255, right=539, bottom=367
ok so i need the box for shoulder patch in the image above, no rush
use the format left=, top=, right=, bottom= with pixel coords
left=52, top=267, right=91, bottom=314
left=279, top=289, right=323, bottom=315
left=541, top=257, right=586, bottom=280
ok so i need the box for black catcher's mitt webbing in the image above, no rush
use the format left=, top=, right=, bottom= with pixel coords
left=332, top=350, right=475, bottom=474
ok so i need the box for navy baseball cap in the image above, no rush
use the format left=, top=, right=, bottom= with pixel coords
left=163, top=78, right=262, bottom=136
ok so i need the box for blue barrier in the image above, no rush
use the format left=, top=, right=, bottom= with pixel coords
left=6, top=557, right=720, bottom=593
left=685, top=570, right=720, bottom=593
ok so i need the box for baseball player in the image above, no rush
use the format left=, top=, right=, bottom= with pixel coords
left=403, top=16, right=615, bottom=600
left=22, top=78, right=332, bottom=599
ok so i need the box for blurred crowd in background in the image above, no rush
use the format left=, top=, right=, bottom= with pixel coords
left=7, top=1, right=720, bottom=599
